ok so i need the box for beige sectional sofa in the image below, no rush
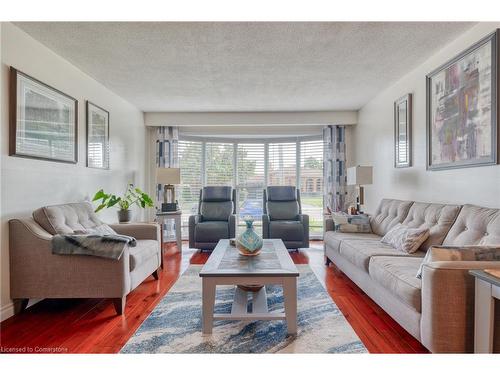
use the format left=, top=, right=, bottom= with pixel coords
left=9, top=202, right=161, bottom=315
left=324, top=199, right=500, bottom=353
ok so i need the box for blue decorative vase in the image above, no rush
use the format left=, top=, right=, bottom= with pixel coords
left=236, top=219, right=263, bottom=256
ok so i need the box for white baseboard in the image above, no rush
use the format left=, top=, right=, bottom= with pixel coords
left=0, top=302, right=15, bottom=322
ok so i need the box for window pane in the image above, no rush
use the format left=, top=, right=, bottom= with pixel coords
left=178, top=140, right=202, bottom=237
left=237, top=143, right=265, bottom=235
left=268, top=142, right=297, bottom=187
left=300, top=140, right=324, bottom=236
left=206, top=142, right=234, bottom=186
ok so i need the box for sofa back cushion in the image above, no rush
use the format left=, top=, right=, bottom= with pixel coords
left=443, top=204, right=500, bottom=246
left=200, top=201, right=233, bottom=221
left=402, top=202, right=461, bottom=251
left=265, top=186, right=300, bottom=220
left=370, top=199, right=414, bottom=236
left=33, top=202, right=103, bottom=235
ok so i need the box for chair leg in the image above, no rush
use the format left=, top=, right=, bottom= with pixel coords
left=152, top=268, right=160, bottom=280
left=13, top=298, right=29, bottom=314
left=112, top=296, right=126, bottom=315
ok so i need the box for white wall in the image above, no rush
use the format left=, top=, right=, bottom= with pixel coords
left=354, top=22, right=500, bottom=214
left=0, top=23, right=147, bottom=320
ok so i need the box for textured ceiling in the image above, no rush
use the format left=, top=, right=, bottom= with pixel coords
left=15, top=22, right=474, bottom=112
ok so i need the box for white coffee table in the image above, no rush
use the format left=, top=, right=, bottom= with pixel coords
left=199, top=239, right=299, bottom=335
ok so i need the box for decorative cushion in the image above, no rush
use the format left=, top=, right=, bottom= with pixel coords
left=369, top=199, right=414, bottom=236
left=381, top=223, right=430, bottom=254
left=266, top=186, right=297, bottom=201
left=442, top=204, right=500, bottom=246
left=416, top=245, right=500, bottom=278
left=33, top=202, right=103, bottom=235
left=402, top=202, right=461, bottom=251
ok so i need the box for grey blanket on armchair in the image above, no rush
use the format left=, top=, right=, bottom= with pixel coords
left=52, top=234, right=137, bottom=260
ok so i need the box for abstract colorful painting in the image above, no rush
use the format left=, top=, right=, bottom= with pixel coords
left=427, top=31, right=498, bottom=170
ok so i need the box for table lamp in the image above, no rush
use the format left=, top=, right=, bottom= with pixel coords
left=156, top=168, right=181, bottom=212
left=347, top=166, right=373, bottom=213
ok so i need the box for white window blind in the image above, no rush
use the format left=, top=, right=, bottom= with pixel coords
left=300, top=140, right=324, bottom=236
left=237, top=143, right=265, bottom=234
left=268, top=142, right=297, bottom=187
left=178, top=140, right=203, bottom=236
left=206, top=142, right=234, bottom=186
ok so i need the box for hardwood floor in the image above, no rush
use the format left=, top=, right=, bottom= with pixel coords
left=0, top=241, right=428, bottom=354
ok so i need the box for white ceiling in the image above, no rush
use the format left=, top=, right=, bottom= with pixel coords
left=15, top=22, right=474, bottom=112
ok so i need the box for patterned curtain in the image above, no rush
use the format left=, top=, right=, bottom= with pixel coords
left=155, top=126, right=179, bottom=206
left=323, top=125, right=348, bottom=213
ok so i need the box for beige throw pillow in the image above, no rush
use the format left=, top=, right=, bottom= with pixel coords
left=381, top=223, right=429, bottom=254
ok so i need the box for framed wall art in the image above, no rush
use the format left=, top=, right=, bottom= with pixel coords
left=394, top=93, right=412, bottom=168
left=426, top=30, right=499, bottom=170
left=86, top=101, right=110, bottom=169
left=9, top=67, right=78, bottom=163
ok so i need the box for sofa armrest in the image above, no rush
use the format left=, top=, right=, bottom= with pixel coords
left=189, top=214, right=201, bottom=248
left=421, top=260, right=500, bottom=353
left=325, top=218, right=335, bottom=232
left=228, top=214, right=236, bottom=239
left=9, top=218, right=130, bottom=299
left=262, top=214, right=270, bottom=239
left=298, top=214, right=309, bottom=247
left=109, top=222, right=160, bottom=241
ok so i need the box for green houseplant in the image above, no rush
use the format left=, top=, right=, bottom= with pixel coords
left=93, top=184, right=153, bottom=223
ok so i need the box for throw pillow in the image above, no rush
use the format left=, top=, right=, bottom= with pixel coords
left=381, top=223, right=429, bottom=254
left=415, top=245, right=500, bottom=279
left=331, top=212, right=371, bottom=233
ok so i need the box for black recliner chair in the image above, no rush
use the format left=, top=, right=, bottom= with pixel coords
left=188, top=186, right=236, bottom=251
left=262, top=186, right=309, bottom=250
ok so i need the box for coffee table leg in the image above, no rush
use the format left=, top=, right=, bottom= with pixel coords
left=202, top=278, right=216, bottom=334
left=283, top=277, right=297, bottom=335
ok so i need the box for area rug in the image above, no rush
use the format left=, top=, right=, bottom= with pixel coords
left=121, top=265, right=367, bottom=353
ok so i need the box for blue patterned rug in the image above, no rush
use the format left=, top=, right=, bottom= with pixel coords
left=121, top=265, right=367, bottom=353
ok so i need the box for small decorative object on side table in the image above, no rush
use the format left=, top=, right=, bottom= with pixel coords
left=469, top=270, right=500, bottom=353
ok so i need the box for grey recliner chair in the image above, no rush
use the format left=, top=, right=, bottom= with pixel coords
left=262, top=186, right=309, bottom=250
left=189, top=186, right=236, bottom=251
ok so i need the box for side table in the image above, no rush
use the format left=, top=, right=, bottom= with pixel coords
left=469, top=270, right=500, bottom=353
left=155, top=211, right=183, bottom=254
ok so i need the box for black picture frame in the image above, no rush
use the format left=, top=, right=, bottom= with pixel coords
left=394, top=93, right=412, bottom=168
left=426, top=30, right=499, bottom=171
left=9, top=67, right=78, bottom=164
left=86, top=101, right=110, bottom=169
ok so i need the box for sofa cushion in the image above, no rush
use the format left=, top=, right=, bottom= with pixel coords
left=129, top=240, right=159, bottom=271
left=269, top=220, right=304, bottom=242
left=443, top=204, right=500, bottom=246
left=267, top=201, right=300, bottom=220
left=267, top=186, right=297, bottom=201
left=33, top=202, right=103, bottom=235
left=201, top=186, right=232, bottom=202
left=324, top=231, right=381, bottom=253
left=369, top=256, right=423, bottom=312
left=200, top=201, right=233, bottom=221
left=195, top=221, right=229, bottom=242
left=339, top=238, right=425, bottom=271
left=402, top=202, right=461, bottom=251
left=369, top=199, right=414, bottom=236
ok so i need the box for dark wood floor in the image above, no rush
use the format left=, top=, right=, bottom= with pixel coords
left=0, top=241, right=428, bottom=353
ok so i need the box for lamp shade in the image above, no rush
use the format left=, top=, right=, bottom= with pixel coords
left=156, top=168, right=181, bottom=185
left=347, top=166, right=373, bottom=186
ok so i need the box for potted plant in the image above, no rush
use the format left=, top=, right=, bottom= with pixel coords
left=92, top=184, right=154, bottom=223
